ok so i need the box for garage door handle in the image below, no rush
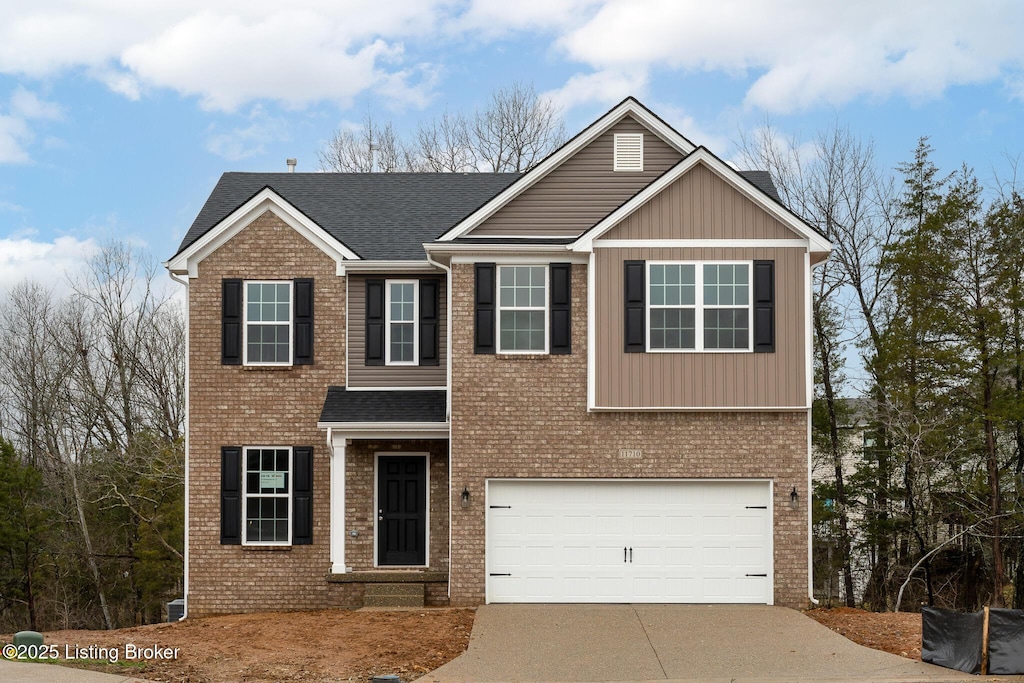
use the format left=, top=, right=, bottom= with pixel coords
left=629, top=547, right=633, bottom=563
left=624, top=547, right=627, bottom=563
left=746, top=573, right=767, bottom=577
left=489, top=505, right=511, bottom=509
left=490, top=573, right=511, bottom=577
left=745, top=505, right=767, bottom=509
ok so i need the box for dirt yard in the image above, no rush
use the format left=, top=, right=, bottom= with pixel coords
left=7, top=608, right=474, bottom=682
left=807, top=607, right=924, bottom=660
left=4, top=606, right=924, bottom=682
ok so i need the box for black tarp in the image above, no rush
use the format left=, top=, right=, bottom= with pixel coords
left=988, top=608, right=1024, bottom=675
left=921, top=607, right=984, bottom=674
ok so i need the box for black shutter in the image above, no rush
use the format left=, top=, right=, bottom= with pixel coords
left=222, top=279, right=242, bottom=365
left=624, top=261, right=646, bottom=353
left=549, top=263, right=572, bottom=355
left=293, top=278, right=314, bottom=365
left=474, top=263, right=496, bottom=354
left=292, top=446, right=313, bottom=545
left=753, top=260, right=775, bottom=353
left=419, top=279, right=440, bottom=366
left=220, top=446, right=242, bottom=545
left=365, top=279, right=385, bottom=366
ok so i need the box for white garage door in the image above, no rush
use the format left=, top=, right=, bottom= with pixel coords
left=486, top=479, right=772, bottom=604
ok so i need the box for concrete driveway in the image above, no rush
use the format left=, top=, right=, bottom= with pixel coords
left=420, top=604, right=1008, bottom=683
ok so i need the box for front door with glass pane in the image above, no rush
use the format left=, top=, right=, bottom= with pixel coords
left=377, top=456, right=427, bottom=566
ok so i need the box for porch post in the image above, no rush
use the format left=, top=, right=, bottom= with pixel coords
left=330, top=433, right=346, bottom=574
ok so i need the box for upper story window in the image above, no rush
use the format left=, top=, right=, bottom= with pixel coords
left=386, top=280, right=418, bottom=365
left=245, top=281, right=292, bottom=365
left=647, top=262, right=751, bottom=352
left=243, top=446, right=291, bottom=546
left=498, top=265, right=547, bottom=353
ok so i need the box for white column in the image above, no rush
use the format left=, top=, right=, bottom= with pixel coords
left=330, top=434, right=346, bottom=574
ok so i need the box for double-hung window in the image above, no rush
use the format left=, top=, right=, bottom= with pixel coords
left=497, top=265, right=547, bottom=352
left=245, top=281, right=292, bottom=364
left=386, top=280, right=417, bottom=364
left=243, top=447, right=291, bottom=545
left=647, top=262, right=751, bottom=351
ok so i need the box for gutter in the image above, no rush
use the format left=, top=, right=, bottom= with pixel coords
left=166, top=268, right=190, bottom=620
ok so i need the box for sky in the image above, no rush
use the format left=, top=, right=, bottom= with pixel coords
left=1, top=0, right=1023, bottom=295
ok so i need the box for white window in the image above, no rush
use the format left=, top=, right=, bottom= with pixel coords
left=614, top=133, right=644, bottom=172
left=386, top=280, right=417, bottom=365
left=244, top=281, right=292, bottom=365
left=498, top=265, right=547, bottom=353
left=243, top=446, right=291, bottom=545
left=647, top=262, right=752, bottom=352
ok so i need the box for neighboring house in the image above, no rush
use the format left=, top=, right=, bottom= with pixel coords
left=165, top=98, right=831, bottom=616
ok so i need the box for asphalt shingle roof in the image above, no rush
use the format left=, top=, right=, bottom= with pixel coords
left=175, top=172, right=520, bottom=260
left=177, top=167, right=790, bottom=262
left=319, top=387, right=447, bottom=424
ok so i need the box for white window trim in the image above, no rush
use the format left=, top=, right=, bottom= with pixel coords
left=645, top=260, right=754, bottom=353
left=242, top=280, right=293, bottom=366
left=613, top=133, right=644, bottom=172
left=385, top=279, right=419, bottom=366
left=496, top=265, right=549, bottom=354
left=241, top=446, right=293, bottom=547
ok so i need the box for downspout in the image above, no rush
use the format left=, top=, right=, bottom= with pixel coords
left=425, top=250, right=453, bottom=600
left=807, top=251, right=827, bottom=606
left=167, top=269, right=191, bottom=619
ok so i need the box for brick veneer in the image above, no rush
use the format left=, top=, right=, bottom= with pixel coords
left=187, top=210, right=348, bottom=616
left=448, top=263, right=810, bottom=608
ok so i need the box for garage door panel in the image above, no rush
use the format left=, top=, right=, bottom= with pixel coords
left=487, top=480, right=771, bottom=604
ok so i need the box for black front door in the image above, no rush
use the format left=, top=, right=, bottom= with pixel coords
left=377, top=456, right=427, bottom=566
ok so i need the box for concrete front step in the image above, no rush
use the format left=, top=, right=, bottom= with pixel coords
left=364, top=582, right=425, bottom=607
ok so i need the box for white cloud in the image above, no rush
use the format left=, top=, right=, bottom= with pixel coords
left=0, top=87, right=62, bottom=163
left=554, top=0, right=1024, bottom=113
left=0, top=235, right=100, bottom=293
left=544, top=68, right=648, bottom=112
left=0, top=2, right=454, bottom=112
left=205, top=106, right=289, bottom=161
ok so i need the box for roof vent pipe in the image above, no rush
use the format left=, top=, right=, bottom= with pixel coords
left=286, top=158, right=297, bottom=173
left=369, top=143, right=379, bottom=173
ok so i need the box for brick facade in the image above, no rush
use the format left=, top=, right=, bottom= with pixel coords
left=187, top=211, right=353, bottom=616
left=186, top=210, right=809, bottom=615
left=448, top=263, right=810, bottom=608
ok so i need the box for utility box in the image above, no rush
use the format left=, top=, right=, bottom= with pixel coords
left=167, top=599, right=185, bottom=623
left=13, top=631, right=43, bottom=647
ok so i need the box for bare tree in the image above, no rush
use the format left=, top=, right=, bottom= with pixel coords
left=414, top=109, right=476, bottom=172
left=470, top=82, right=566, bottom=172
left=317, top=82, right=567, bottom=174
left=317, top=112, right=412, bottom=172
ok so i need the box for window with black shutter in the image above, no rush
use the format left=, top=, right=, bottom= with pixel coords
left=293, top=278, right=314, bottom=365
left=753, top=260, right=775, bottom=353
left=474, top=263, right=496, bottom=354
left=624, top=261, right=646, bottom=352
left=419, top=279, right=440, bottom=366
left=365, top=279, right=385, bottom=366
left=222, top=279, right=242, bottom=364
left=292, top=446, right=313, bottom=545
left=549, top=263, right=571, bottom=354
left=220, top=446, right=242, bottom=544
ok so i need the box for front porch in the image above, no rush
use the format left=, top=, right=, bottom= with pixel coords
left=319, top=387, right=451, bottom=608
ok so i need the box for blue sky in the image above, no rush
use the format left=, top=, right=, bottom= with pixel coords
left=1, top=1, right=1023, bottom=293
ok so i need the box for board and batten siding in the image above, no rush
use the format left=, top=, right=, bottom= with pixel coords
left=347, top=275, right=447, bottom=388
left=469, top=116, right=684, bottom=237
left=601, top=162, right=800, bottom=241
left=594, top=246, right=806, bottom=409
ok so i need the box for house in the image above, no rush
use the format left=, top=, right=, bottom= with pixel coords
left=165, top=98, right=831, bottom=616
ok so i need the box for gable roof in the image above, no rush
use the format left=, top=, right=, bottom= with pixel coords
left=174, top=172, right=519, bottom=261
left=571, top=147, right=831, bottom=255
left=436, top=97, right=698, bottom=242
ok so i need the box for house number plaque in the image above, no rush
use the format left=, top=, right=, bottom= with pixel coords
left=618, top=448, right=643, bottom=460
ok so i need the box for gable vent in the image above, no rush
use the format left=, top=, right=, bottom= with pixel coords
left=614, top=133, right=644, bottom=172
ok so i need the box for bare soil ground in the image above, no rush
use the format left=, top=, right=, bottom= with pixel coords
left=5, top=606, right=921, bottom=682
left=7, top=608, right=475, bottom=682
left=807, top=607, right=923, bottom=660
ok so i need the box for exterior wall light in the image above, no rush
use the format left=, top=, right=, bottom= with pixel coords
left=790, top=486, right=799, bottom=510
left=461, top=486, right=470, bottom=509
